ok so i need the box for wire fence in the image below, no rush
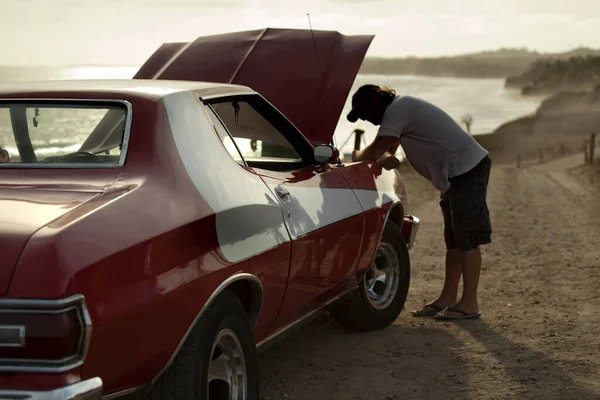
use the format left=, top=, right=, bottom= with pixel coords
left=583, top=132, right=597, bottom=165
left=516, top=132, right=597, bottom=168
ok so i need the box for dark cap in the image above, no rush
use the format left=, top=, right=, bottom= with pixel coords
left=346, top=84, right=380, bottom=122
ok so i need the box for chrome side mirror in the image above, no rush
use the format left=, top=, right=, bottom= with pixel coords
left=0, top=148, right=9, bottom=163
left=314, top=144, right=339, bottom=164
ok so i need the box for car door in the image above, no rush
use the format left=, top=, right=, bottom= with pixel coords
left=204, top=94, right=366, bottom=331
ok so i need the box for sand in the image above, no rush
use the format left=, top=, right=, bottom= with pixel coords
left=257, top=154, right=600, bottom=400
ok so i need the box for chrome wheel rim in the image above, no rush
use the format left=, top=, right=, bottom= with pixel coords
left=363, top=242, right=400, bottom=310
left=207, top=329, right=247, bottom=400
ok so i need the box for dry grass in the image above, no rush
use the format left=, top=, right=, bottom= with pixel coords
left=569, top=159, right=600, bottom=191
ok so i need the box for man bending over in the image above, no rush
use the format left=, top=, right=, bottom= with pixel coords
left=348, top=84, right=492, bottom=320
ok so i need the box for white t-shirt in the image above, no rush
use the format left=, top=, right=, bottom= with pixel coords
left=377, top=95, right=489, bottom=193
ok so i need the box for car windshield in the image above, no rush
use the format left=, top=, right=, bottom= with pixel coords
left=0, top=101, right=129, bottom=167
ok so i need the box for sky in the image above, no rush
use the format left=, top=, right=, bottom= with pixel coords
left=0, top=0, right=599, bottom=66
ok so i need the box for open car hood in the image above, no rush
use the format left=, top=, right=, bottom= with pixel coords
left=134, top=28, right=374, bottom=146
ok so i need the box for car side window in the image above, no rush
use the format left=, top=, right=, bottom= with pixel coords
left=207, top=97, right=311, bottom=171
left=206, top=106, right=245, bottom=166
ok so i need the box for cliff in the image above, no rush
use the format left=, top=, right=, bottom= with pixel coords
left=475, top=87, right=600, bottom=163
left=359, top=47, right=600, bottom=79
left=505, top=52, right=600, bottom=95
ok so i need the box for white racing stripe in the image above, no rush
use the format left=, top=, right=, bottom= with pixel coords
left=267, top=185, right=363, bottom=240
left=164, top=91, right=403, bottom=262
left=163, top=91, right=290, bottom=263
left=353, top=189, right=400, bottom=211
left=267, top=185, right=398, bottom=239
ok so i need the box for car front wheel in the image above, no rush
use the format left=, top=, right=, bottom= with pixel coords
left=329, top=220, right=411, bottom=331
left=149, top=289, right=259, bottom=400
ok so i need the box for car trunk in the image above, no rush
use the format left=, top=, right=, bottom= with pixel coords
left=0, top=186, right=101, bottom=295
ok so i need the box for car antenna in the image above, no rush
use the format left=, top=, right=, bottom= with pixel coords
left=307, top=13, right=338, bottom=151
left=307, top=13, right=323, bottom=81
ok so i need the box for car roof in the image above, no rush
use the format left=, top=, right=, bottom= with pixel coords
left=0, top=79, right=256, bottom=101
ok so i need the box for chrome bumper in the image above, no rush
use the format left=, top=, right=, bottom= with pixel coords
left=0, top=377, right=102, bottom=400
left=407, top=215, right=420, bottom=250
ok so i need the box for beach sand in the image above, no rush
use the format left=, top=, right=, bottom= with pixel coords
left=257, top=154, right=600, bottom=400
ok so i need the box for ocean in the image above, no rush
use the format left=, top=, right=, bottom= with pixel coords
left=0, top=65, right=543, bottom=157
left=337, top=74, right=543, bottom=157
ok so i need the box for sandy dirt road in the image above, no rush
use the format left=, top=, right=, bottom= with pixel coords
left=258, top=155, right=600, bottom=400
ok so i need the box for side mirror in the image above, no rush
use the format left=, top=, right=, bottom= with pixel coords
left=313, top=144, right=339, bottom=164
left=0, top=148, right=9, bottom=163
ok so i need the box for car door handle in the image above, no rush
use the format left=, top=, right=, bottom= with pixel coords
left=275, top=186, right=290, bottom=199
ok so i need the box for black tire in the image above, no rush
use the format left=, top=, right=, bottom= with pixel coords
left=328, top=220, right=410, bottom=331
left=149, top=289, right=259, bottom=400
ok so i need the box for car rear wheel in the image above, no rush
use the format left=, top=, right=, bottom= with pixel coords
left=329, top=220, right=410, bottom=331
left=149, top=289, right=259, bottom=400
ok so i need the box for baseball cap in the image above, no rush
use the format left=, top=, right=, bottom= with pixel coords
left=346, top=84, right=380, bottom=122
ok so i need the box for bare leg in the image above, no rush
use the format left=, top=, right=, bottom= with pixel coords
left=439, top=248, right=463, bottom=303
left=444, top=246, right=481, bottom=315
left=415, top=248, right=462, bottom=313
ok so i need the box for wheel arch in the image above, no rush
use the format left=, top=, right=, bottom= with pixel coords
left=385, top=201, right=419, bottom=250
left=386, top=201, right=405, bottom=235
left=148, top=273, right=263, bottom=390
left=361, top=201, right=406, bottom=273
left=226, top=275, right=264, bottom=329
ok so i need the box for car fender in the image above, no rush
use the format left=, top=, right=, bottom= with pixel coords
left=147, top=273, right=263, bottom=390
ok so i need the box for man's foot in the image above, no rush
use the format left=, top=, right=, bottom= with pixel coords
left=411, top=301, right=455, bottom=317
left=434, top=303, right=480, bottom=320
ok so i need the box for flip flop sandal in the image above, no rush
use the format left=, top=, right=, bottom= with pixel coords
left=434, top=307, right=481, bottom=320
left=411, top=303, right=445, bottom=317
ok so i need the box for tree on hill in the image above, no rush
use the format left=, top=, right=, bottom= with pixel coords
left=506, top=55, right=600, bottom=94
left=460, top=114, right=474, bottom=134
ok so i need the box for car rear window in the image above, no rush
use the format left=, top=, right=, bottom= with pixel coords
left=0, top=100, right=130, bottom=167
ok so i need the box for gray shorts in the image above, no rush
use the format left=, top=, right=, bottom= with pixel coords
left=440, top=156, right=492, bottom=252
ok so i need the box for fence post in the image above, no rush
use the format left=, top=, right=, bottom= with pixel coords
left=560, top=143, right=566, bottom=157
left=584, top=142, right=589, bottom=164
left=591, top=133, right=596, bottom=164
left=539, top=149, right=544, bottom=164
left=353, top=129, right=364, bottom=151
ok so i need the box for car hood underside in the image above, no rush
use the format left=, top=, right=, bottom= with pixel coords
left=134, top=27, right=374, bottom=146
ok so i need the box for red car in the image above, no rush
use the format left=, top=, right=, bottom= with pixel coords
left=0, top=28, right=419, bottom=399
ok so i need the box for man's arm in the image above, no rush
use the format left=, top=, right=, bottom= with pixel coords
left=353, top=135, right=400, bottom=162
left=387, top=141, right=400, bottom=155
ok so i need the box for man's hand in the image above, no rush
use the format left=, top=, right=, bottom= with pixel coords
left=378, top=154, right=401, bottom=170
left=353, top=136, right=400, bottom=162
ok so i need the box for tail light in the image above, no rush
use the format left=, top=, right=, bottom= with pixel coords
left=0, top=295, right=91, bottom=373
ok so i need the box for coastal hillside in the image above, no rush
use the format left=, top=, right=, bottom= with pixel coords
left=505, top=54, right=600, bottom=95
left=475, top=86, right=600, bottom=163
left=359, top=47, right=600, bottom=79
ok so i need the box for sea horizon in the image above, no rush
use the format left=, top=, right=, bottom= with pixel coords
left=0, top=65, right=544, bottom=156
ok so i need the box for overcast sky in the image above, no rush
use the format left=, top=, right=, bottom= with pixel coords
left=0, top=0, right=599, bottom=66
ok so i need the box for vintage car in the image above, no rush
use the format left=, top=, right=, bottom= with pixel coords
left=0, top=28, right=419, bottom=399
